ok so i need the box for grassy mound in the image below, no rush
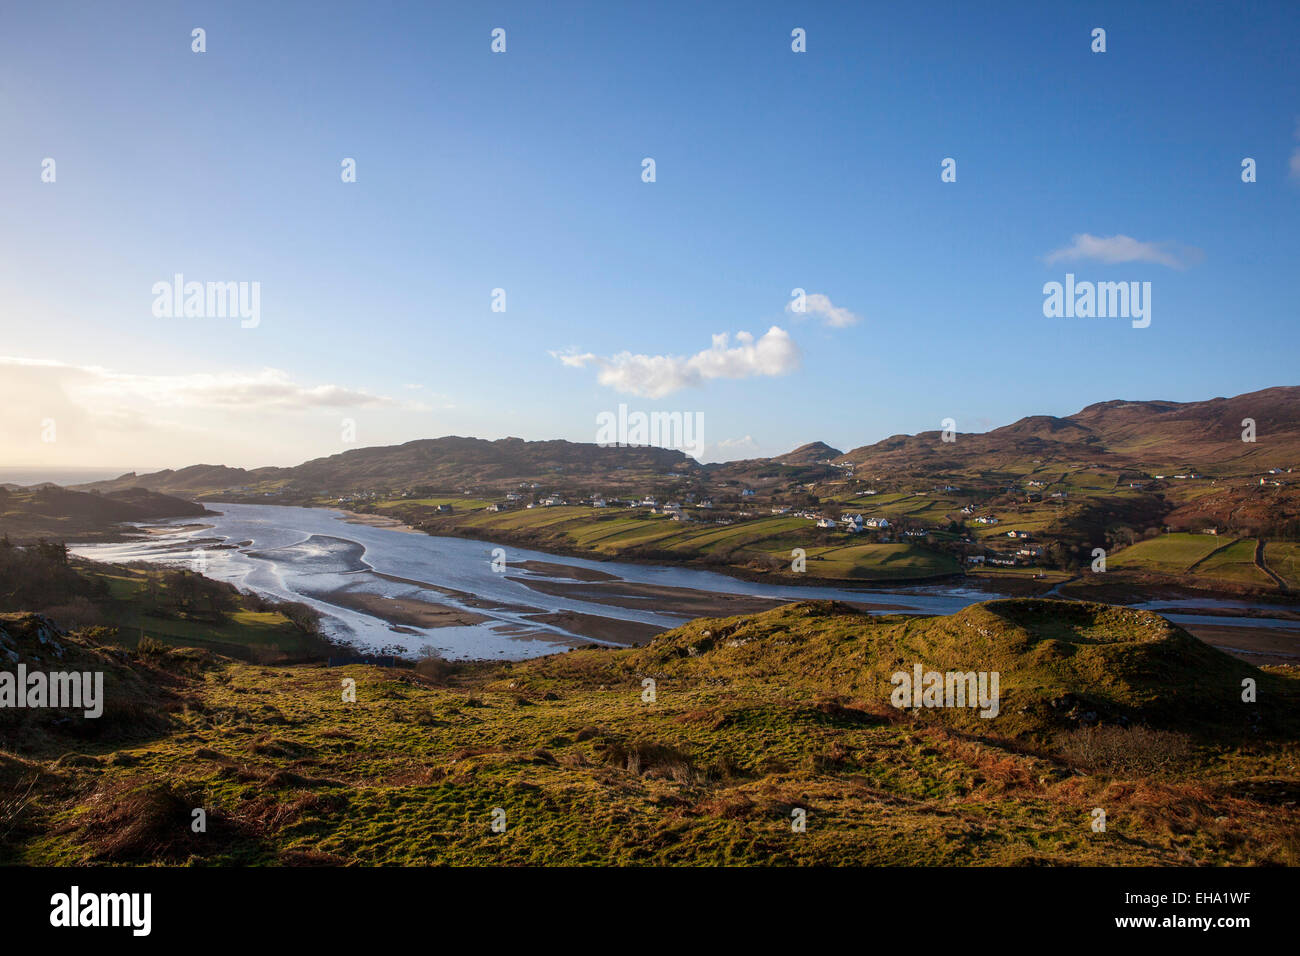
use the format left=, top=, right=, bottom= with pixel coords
left=0, top=612, right=205, bottom=752
left=633, top=599, right=1289, bottom=739
left=4, top=597, right=1300, bottom=866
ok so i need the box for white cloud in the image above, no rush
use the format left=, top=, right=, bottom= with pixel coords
left=1044, top=234, right=1201, bottom=270
left=786, top=293, right=861, bottom=328
left=0, top=357, right=452, bottom=469
left=555, top=326, right=800, bottom=398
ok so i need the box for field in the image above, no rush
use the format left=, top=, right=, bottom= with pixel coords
left=1109, top=533, right=1234, bottom=575
left=442, top=506, right=959, bottom=581
left=28, top=561, right=335, bottom=663
left=1263, top=542, right=1300, bottom=589
left=4, top=598, right=1298, bottom=866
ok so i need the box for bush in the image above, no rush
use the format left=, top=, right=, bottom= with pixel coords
left=413, top=645, right=457, bottom=685
left=1055, top=725, right=1192, bottom=776
left=135, top=635, right=171, bottom=660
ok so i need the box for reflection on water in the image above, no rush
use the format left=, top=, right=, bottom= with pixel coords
left=69, top=503, right=1300, bottom=660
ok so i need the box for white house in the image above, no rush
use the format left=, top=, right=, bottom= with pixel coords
left=841, top=514, right=863, bottom=533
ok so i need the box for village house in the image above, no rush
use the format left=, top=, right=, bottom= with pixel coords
left=841, top=514, right=863, bottom=533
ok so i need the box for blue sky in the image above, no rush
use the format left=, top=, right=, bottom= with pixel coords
left=1, top=0, right=1297, bottom=470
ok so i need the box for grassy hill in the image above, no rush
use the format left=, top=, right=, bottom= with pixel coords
left=838, top=385, right=1300, bottom=477
left=4, top=597, right=1298, bottom=866
left=0, top=486, right=209, bottom=541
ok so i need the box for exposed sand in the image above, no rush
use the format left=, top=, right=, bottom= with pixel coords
left=372, top=571, right=542, bottom=614
left=339, top=510, right=423, bottom=533
left=314, top=587, right=492, bottom=629
left=513, top=559, right=621, bottom=582
left=520, top=610, right=663, bottom=646
left=141, top=522, right=213, bottom=536
left=1183, top=622, right=1300, bottom=666
left=508, top=576, right=914, bottom=618
left=309, top=564, right=652, bottom=645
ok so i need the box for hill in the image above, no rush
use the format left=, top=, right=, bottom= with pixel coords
left=4, top=595, right=1298, bottom=866
left=77, top=437, right=698, bottom=498
left=70, top=386, right=1300, bottom=505
left=838, top=385, right=1300, bottom=476
left=0, top=486, right=209, bottom=541
left=774, top=441, right=844, bottom=465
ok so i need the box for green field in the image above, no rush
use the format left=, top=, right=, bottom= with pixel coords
left=441, top=506, right=959, bottom=580
left=1110, top=533, right=1228, bottom=575
left=90, top=567, right=330, bottom=660
left=1262, top=542, right=1300, bottom=589
left=795, top=543, right=959, bottom=579
left=1193, top=539, right=1271, bottom=587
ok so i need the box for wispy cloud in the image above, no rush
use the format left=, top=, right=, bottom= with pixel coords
left=785, top=292, right=861, bottom=328
left=555, top=327, right=799, bottom=398
left=0, top=358, right=415, bottom=411
left=1044, top=234, right=1202, bottom=270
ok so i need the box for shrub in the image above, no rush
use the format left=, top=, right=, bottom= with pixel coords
left=1055, top=724, right=1192, bottom=776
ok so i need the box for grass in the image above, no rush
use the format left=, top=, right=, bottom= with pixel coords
left=1263, top=542, right=1300, bottom=589
left=427, top=507, right=961, bottom=582
left=70, top=564, right=335, bottom=661
left=4, top=597, right=1298, bottom=866
left=794, top=543, right=959, bottom=579
left=1109, top=533, right=1228, bottom=575
left=1193, top=538, right=1272, bottom=587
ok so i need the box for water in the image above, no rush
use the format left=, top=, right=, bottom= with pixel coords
left=68, top=502, right=1300, bottom=660
left=0, top=467, right=155, bottom=487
